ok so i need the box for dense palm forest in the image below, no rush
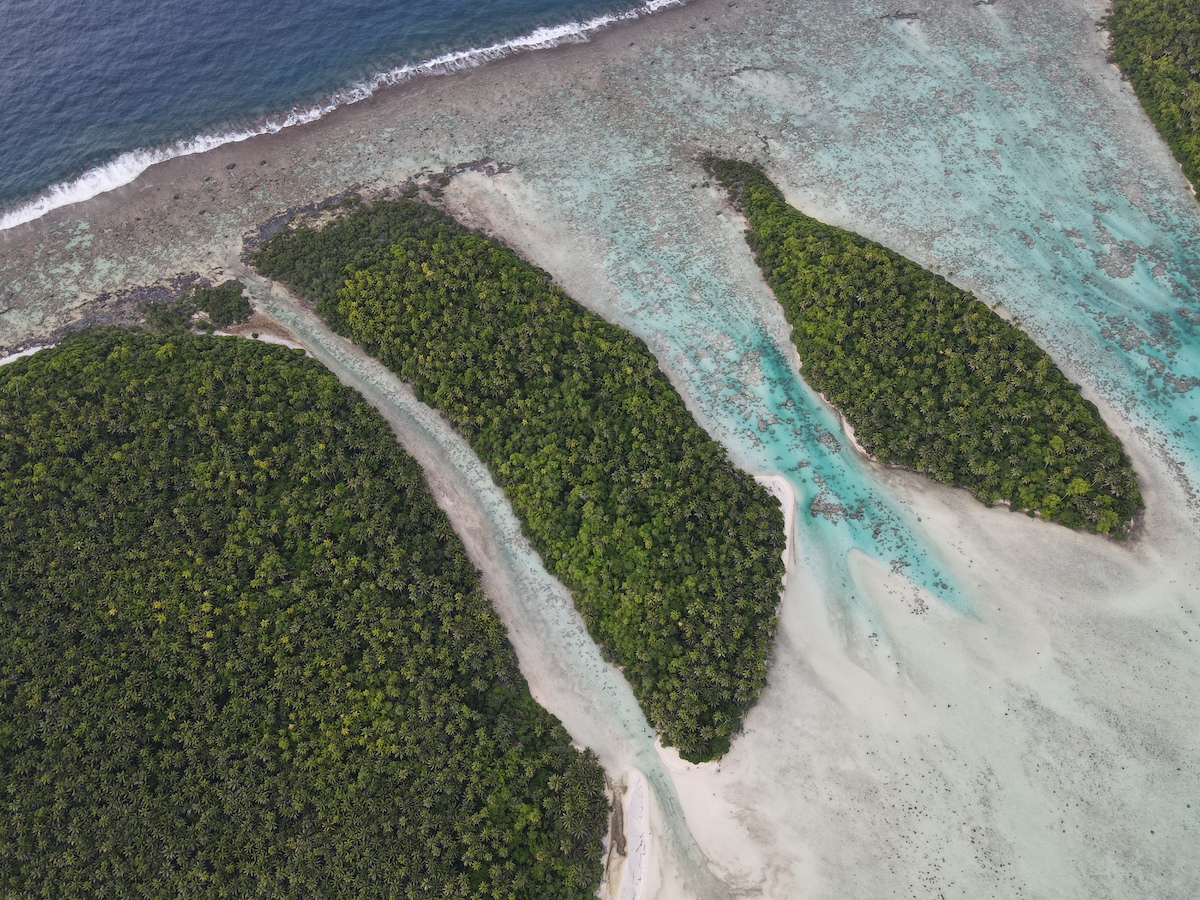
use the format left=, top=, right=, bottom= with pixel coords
left=703, top=157, right=1142, bottom=535
left=252, top=198, right=786, bottom=761
left=0, top=330, right=608, bottom=898
left=1109, top=0, right=1200, bottom=189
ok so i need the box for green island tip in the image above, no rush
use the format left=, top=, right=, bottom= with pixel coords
left=1108, top=0, right=1200, bottom=193
left=702, top=156, right=1142, bottom=536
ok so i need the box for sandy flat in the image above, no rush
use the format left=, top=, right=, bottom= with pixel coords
left=614, top=769, right=656, bottom=900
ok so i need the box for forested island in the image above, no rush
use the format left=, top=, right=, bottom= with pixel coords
left=1109, top=0, right=1200, bottom=190
left=252, top=198, right=786, bottom=762
left=703, top=157, right=1142, bottom=535
left=0, top=330, right=608, bottom=898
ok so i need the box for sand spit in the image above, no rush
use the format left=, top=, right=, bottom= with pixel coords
left=3, top=0, right=1200, bottom=897
left=213, top=311, right=304, bottom=349
left=619, top=770, right=653, bottom=900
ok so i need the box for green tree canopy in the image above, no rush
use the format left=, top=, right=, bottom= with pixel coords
left=1109, top=0, right=1200, bottom=189
left=704, top=156, right=1141, bottom=535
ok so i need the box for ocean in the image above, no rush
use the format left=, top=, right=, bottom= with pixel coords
left=0, top=0, right=672, bottom=229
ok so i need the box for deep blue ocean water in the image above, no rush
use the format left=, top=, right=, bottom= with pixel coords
left=0, top=0, right=657, bottom=223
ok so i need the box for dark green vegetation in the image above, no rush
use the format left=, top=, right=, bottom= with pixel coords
left=1109, top=0, right=1200, bottom=189
left=704, top=157, right=1142, bottom=535
left=146, top=280, right=253, bottom=330
left=252, top=199, right=786, bottom=762
left=0, top=330, right=607, bottom=899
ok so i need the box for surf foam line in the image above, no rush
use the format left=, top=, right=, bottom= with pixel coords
left=0, top=0, right=685, bottom=232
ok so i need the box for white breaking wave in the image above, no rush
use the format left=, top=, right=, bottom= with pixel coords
left=0, top=0, right=684, bottom=232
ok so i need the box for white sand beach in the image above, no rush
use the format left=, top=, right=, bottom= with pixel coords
left=611, top=769, right=656, bottom=900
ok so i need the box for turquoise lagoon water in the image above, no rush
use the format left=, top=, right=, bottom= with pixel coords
left=487, top=0, right=1200, bottom=648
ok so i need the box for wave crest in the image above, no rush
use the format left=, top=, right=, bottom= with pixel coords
left=0, top=0, right=683, bottom=232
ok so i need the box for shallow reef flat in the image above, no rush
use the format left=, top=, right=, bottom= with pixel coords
left=2, top=0, right=1200, bottom=897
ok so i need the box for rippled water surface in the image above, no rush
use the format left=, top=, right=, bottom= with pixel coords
left=0, top=0, right=657, bottom=214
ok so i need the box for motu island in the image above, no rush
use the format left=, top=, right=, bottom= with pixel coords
left=704, top=156, right=1142, bottom=535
